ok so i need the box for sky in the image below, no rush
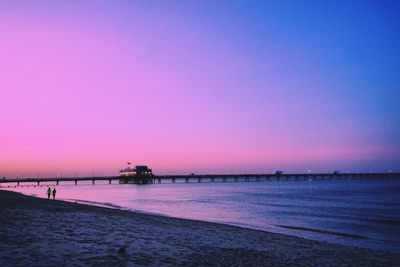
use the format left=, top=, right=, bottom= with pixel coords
left=0, top=0, right=399, bottom=177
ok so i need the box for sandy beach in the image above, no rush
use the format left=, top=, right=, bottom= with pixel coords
left=0, top=190, right=399, bottom=266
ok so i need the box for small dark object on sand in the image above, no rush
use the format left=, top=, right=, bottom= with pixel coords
left=118, top=246, right=126, bottom=256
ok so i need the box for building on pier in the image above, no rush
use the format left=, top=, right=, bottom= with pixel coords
left=119, top=164, right=154, bottom=184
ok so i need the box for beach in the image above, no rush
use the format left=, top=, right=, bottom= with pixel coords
left=0, top=190, right=399, bottom=266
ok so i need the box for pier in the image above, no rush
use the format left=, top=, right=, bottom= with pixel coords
left=0, top=172, right=399, bottom=186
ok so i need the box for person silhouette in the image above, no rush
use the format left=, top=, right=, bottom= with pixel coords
left=46, top=186, right=51, bottom=199
left=52, top=187, right=57, bottom=200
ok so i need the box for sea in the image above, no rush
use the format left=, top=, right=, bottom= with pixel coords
left=2, top=177, right=400, bottom=253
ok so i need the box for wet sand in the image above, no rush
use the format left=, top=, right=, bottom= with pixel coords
left=0, top=190, right=399, bottom=266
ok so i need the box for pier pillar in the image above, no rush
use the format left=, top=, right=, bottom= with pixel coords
left=56, top=180, right=59, bottom=185
left=185, top=177, right=189, bottom=183
left=172, top=178, right=175, bottom=183
left=245, top=177, right=249, bottom=182
left=17, top=181, right=20, bottom=186
left=211, top=177, right=215, bottom=183
left=109, top=179, right=111, bottom=184
left=37, top=181, right=40, bottom=186
left=256, top=176, right=260, bottom=182
left=75, top=180, right=77, bottom=185
left=234, top=176, right=238, bottom=182
left=198, top=177, right=202, bottom=183
left=92, top=179, right=95, bottom=185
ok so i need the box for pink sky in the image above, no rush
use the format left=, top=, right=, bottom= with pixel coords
left=0, top=1, right=399, bottom=177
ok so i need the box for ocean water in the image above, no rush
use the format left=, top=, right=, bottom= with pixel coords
left=2, top=177, right=400, bottom=253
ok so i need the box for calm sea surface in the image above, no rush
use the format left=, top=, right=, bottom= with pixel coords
left=2, top=178, right=400, bottom=252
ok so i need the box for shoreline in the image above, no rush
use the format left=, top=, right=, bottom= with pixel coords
left=3, top=182, right=400, bottom=254
left=2, top=190, right=383, bottom=245
left=56, top=197, right=392, bottom=247
left=1, top=190, right=399, bottom=266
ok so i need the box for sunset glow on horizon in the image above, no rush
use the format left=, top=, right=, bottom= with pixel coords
left=1, top=1, right=399, bottom=178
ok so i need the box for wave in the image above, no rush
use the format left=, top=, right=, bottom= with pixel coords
left=64, top=198, right=125, bottom=210
left=275, top=225, right=367, bottom=239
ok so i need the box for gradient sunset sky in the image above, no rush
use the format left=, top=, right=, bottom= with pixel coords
left=1, top=0, right=399, bottom=177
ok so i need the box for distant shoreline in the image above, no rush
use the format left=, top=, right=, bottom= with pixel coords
left=0, top=190, right=399, bottom=266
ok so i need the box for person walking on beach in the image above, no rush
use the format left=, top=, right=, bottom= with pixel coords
left=52, top=187, right=57, bottom=200
left=46, top=186, right=51, bottom=199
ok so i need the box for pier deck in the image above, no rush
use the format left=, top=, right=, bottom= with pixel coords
left=0, top=172, right=399, bottom=186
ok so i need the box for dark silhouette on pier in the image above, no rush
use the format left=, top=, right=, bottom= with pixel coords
left=1, top=171, right=399, bottom=187
left=119, top=165, right=154, bottom=184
